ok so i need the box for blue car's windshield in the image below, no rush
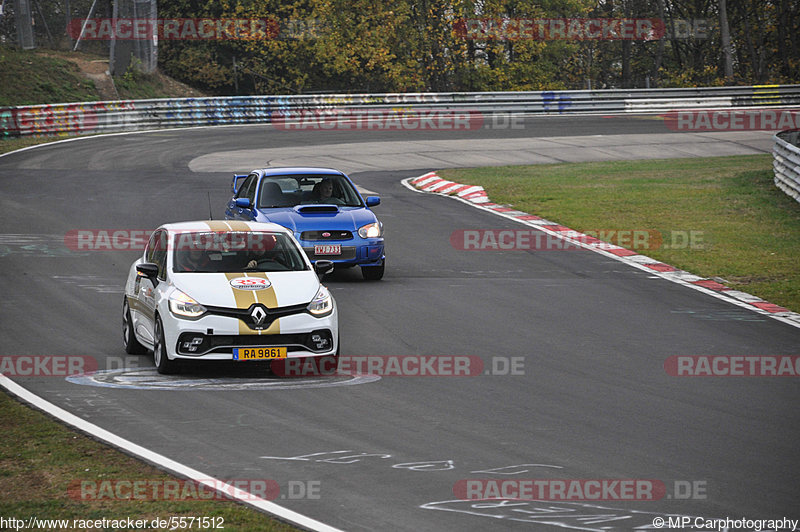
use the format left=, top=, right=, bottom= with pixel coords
left=258, top=174, right=363, bottom=208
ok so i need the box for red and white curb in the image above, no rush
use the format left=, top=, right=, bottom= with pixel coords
left=402, top=171, right=800, bottom=330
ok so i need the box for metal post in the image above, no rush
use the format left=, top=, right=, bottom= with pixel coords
left=233, top=56, right=239, bottom=95
left=73, top=0, right=98, bottom=51
left=32, top=0, right=54, bottom=46
left=14, top=0, right=36, bottom=49
left=65, top=0, right=71, bottom=44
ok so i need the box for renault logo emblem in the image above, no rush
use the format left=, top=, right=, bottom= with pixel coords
left=250, top=306, right=267, bottom=325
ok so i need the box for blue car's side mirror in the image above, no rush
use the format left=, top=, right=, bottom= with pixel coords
left=235, top=198, right=252, bottom=209
left=365, top=196, right=380, bottom=207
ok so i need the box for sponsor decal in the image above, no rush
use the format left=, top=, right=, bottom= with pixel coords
left=229, top=277, right=271, bottom=290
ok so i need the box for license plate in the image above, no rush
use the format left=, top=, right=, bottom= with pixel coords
left=314, top=244, right=341, bottom=255
left=233, top=347, right=287, bottom=360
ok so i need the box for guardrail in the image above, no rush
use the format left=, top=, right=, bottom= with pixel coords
left=773, top=129, right=800, bottom=203
left=2, top=84, right=800, bottom=137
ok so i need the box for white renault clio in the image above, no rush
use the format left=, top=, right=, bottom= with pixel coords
left=123, top=221, right=338, bottom=374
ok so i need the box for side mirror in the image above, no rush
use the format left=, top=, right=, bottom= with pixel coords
left=314, top=260, right=334, bottom=276
left=235, top=198, right=252, bottom=209
left=231, top=174, right=248, bottom=194
left=136, top=263, right=160, bottom=286
left=365, top=196, right=380, bottom=207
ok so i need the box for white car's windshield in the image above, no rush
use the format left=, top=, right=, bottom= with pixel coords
left=258, top=174, right=363, bottom=208
left=172, top=231, right=308, bottom=273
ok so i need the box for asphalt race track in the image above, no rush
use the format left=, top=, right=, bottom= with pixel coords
left=1, top=115, right=798, bottom=531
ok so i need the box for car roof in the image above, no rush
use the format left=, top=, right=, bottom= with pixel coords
left=255, top=167, right=347, bottom=178
left=158, top=220, right=291, bottom=234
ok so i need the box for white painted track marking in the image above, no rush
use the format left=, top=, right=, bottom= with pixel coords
left=0, top=374, right=346, bottom=532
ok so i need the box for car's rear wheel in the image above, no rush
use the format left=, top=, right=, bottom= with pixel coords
left=154, top=316, right=180, bottom=375
left=361, top=260, right=384, bottom=281
left=123, top=298, right=146, bottom=355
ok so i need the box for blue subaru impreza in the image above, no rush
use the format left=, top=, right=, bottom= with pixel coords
left=225, top=167, right=384, bottom=280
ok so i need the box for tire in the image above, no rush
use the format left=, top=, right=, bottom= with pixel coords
left=153, top=316, right=180, bottom=375
left=123, top=298, right=146, bottom=355
left=361, top=261, right=384, bottom=281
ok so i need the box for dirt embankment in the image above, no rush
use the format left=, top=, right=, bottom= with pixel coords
left=38, top=50, right=206, bottom=101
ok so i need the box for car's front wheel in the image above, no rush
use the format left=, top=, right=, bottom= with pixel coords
left=361, top=260, right=384, bottom=281
left=154, top=316, right=180, bottom=375
left=123, top=298, right=146, bottom=355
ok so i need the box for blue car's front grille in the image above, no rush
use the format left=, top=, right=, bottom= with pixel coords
left=301, top=230, right=353, bottom=241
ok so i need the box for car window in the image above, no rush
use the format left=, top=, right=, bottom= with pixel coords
left=258, top=174, right=364, bottom=208
left=244, top=175, right=258, bottom=203
left=145, top=229, right=165, bottom=263
left=235, top=174, right=257, bottom=202
left=152, top=231, right=168, bottom=280
left=173, top=231, right=309, bottom=273
left=145, top=232, right=157, bottom=262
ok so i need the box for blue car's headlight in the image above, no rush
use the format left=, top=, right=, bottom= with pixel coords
left=169, top=289, right=207, bottom=318
left=358, top=222, right=383, bottom=239
left=307, top=286, right=333, bottom=317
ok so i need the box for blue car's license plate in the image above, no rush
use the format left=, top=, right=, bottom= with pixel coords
left=314, top=244, right=341, bottom=255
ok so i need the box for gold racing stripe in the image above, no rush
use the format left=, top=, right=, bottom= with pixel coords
left=204, top=220, right=251, bottom=231
left=225, top=272, right=280, bottom=335
left=126, top=294, right=154, bottom=321
left=205, top=220, right=234, bottom=232
left=225, top=220, right=252, bottom=231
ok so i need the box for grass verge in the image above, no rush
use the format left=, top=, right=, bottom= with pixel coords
left=1, top=45, right=206, bottom=107
left=0, top=47, right=99, bottom=106
left=439, top=154, right=800, bottom=312
left=0, top=390, right=298, bottom=531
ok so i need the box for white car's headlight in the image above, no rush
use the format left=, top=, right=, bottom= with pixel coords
left=358, top=222, right=383, bottom=239
left=169, top=289, right=207, bottom=318
left=307, top=285, right=333, bottom=317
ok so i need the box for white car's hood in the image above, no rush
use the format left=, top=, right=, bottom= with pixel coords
left=171, top=271, right=319, bottom=309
